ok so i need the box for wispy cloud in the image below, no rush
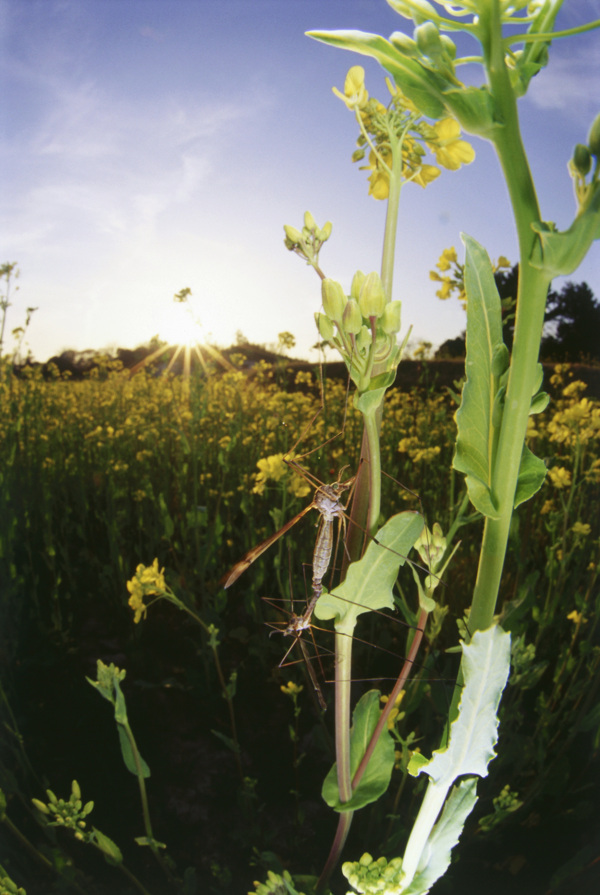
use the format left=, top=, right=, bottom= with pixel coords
left=525, top=41, right=600, bottom=118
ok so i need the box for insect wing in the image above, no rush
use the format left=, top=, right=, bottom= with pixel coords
left=219, top=502, right=316, bottom=588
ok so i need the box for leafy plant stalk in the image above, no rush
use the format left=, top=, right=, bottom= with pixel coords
left=464, top=3, right=551, bottom=641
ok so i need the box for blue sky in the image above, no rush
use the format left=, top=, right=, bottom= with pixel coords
left=1, top=0, right=599, bottom=363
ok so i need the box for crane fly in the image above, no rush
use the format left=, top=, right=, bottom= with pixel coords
left=266, top=588, right=459, bottom=714
left=219, top=465, right=356, bottom=594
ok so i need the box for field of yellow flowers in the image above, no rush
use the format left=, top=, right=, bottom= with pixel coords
left=0, top=358, right=598, bottom=894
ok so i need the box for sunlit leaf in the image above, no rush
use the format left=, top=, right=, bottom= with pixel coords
left=314, top=511, right=424, bottom=636
left=453, top=235, right=504, bottom=519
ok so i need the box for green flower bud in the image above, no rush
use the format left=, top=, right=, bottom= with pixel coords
left=283, top=224, right=302, bottom=248
left=321, top=278, right=347, bottom=321
left=358, top=272, right=386, bottom=318
left=389, top=0, right=436, bottom=25
left=415, top=21, right=443, bottom=59
left=350, top=270, right=366, bottom=300
left=439, top=34, right=457, bottom=60
left=318, top=221, right=333, bottom=241
left=381, top=300, right=402, bottom=334
left=315, top=312, right=334, bottom=342
left=356, top=325, right=372, bottom=354
left=572, top=143, right=592, bottom=176
left=389, top=31, right=419, bottom=56
left=304, top=210, right=316, bottom=231
left=32, top=798, right=50, bottom=815
left=587, top=112, right=600, bottom=158
left=71, top=780, right=81, bottom=801
left=343, top=298, right=363, bottom=334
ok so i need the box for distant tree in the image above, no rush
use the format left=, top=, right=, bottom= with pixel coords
left=541, top=281, right=600, bottom=363
left=435, top=334, right=466, bottom=359
left=277, top=331, right=296, bottom=354
left=435, top=264, right=599, bottom=363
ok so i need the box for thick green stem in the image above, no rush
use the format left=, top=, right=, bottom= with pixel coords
left=316, top=629, right=355, bottom=892
left=363, top=402, right=383, bottom=538
left=464, top=2, right=552, bottom=637
left=344, top=135, right=404, bottom=563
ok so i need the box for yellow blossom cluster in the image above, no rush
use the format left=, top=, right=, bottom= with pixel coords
left=429, top=247, right=511, bottom=305
left=333, top=66, right=475, bottom=201
left=126, top=558, right=166, bottom=623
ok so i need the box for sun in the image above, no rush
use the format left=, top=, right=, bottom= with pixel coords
left=157, top=299, right=199, bottom=348
left=130, top=288, right=235, bottom=378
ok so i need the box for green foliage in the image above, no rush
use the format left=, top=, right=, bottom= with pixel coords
left=453, top=235, right=507, bottom=518
left=322, top=691, right=395, bottom=811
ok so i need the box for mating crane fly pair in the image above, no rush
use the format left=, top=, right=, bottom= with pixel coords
left=220, top=458, right=443, bottom=711
left=220, top=460, right=356, bottom=635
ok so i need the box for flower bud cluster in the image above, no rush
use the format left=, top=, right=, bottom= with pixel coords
left=569, top=112, right=600, bottom=213
left=415, top=522, right=446, bottom=576
left=342, top=852, right=404, bottom=895
left=315, top=270, right=404, bottom=393
left=32, top=780, right=94, bottom=843
left=283, top=211, right=332, bottom=270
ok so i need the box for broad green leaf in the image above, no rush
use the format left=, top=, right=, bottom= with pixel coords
left=461, top=475, right=498, bottom=519
left=322, top=690, right=395, bottom=811
left=441, top=85, right=500, bottom=139
left=354, top=385, right=387, bottom=416
left=530, top=184, right=600, bottom=277
left=307, top=30, right=446, bottom=118
left=113, top=677, right=129, bottom=726
left=314, top=511, right=424, bottom=636
left=307, top=29, right=501, bottom=137
left=117, top=725, right=151, bottom=779
left=453, top=235, right=504, bottom=519
left=530, top=390, right=549, bottom=415
left=514, top=444, right=547, bottom=509
left=92, top=826, right=123, bottom=864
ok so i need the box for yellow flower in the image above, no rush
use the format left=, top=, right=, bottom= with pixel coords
left=385, top=76, right=418, bottom=114
left=412, top=446, right=441, bottom=463
left=430, top=270, right=453, bottom=299
left=410, top=163, right=441, bottom=187
left=288, top=475, right=312, bottom=500
left=280, top=681, right=303, bottom=696
left=428, top=118, right=475, bottom=171
left=252, top=453, right=288, bottom=494
left=126, top=559, right=166, bottom=623
left=548, top=466, right=571, bottom=489
left=571, top=522, right=591, bottom=537
left=361, top=148, right=392, bottom=200
left=127, top=585, right=147, bottom=624
left=436, top=247, right=457, bottom=271
left=540, top=500, right=554, bottom=515
left=567, top=610, right=587, bottom=625
left=332, top=65, right=369, bottom=110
